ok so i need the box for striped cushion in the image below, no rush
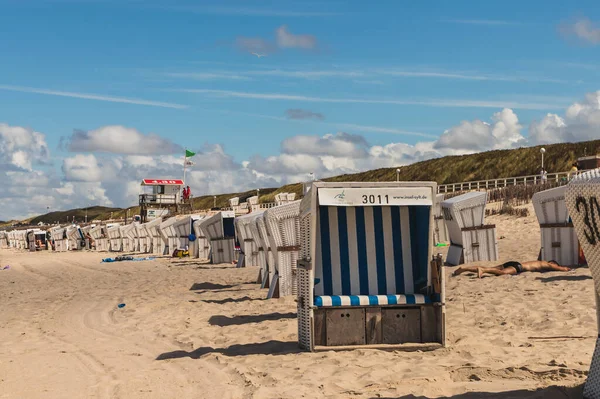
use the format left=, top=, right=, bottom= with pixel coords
left=314, top=294, right=433, bottom=307
left=316, top=205, right=431, bottom=297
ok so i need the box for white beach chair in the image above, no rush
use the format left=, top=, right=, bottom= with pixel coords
left=53, top=227, right=68, bottom=252
left=442, top=191, right=498, bottom=265
left=234, top=213, right=259, bottom=268
left=256, top=212, right=275, bottom=288
left=190, top=217, right=210, bottom=259
left=199, top=211, right=236, bottom=264
left=248, top=211, right=269, bottom=287
left=136, top=223, right=149, bottom=253
left=107, top=224, right=123, bottom=252
left=532, top=185, right=582, bottom=267
left=434, top=193, right=450, bottom=245
left=297, top=181, right=445, bottom=351
left=143, top=217, right=164, bottom=255
left=0, top=232, right=8, bottom=249
left=66, top=226, right=85, bottom=250
left=564, top=169, right=600, bottom=398
left=121, top=224, right=139, bottom=252
left=264, top=200, right=302, bottom=298
left=247, top=195, right=259, bottom=212
left=89, top=225, right=105, bottom=251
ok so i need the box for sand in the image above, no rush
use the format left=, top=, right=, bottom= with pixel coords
left=0, top=205, right=593, bottom=398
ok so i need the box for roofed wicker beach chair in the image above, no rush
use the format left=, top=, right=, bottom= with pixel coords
left=234, top=212, right=260, bottom=268
left=532, top=185, right=583, bottom=266
left=143, top=217, right=164, bottom=255
left=135, top=222, right=150, bottom=253
left=442, top=191, right=498, bottom=265
left=434, top=193, right=449, bottom=245
left=264, top=200, right=302, bottom=298
left=247, top=211, right=269, bottom=287
left=107, top=224, right=122, bottom=252
left=297, top=181, right=445, bottom=350
left=565, top=168, right=600, bottom=399
left=191, top=217, right=210, bottom=260
left=199, top=211, right=236, bottom=264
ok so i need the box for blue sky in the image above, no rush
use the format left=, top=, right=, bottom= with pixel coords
left=1, top=0, right=600, bottom=218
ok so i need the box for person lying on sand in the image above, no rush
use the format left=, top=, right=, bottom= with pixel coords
left=452, top=260, right=572, bottom=278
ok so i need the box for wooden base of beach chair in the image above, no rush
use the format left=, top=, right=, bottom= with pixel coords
left=311, top=304, right=445, bottom=348
left=313, top=342, right=443, bottom=352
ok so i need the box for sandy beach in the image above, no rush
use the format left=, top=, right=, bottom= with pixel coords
left=0, top=206, right=594, bottom=398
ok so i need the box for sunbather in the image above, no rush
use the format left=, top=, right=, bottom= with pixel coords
left=453, top=260, right=572, bottom=278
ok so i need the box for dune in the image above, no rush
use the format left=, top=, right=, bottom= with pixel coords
left=0, top=205, right=593, bottom=398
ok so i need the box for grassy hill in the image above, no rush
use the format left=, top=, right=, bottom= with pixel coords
left=29, top=206, right=123, bottom=225
left=19, top=139, right=600, bottom=225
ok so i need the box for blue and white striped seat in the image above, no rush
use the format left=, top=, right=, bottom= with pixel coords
left=314, top=294, right=433, bottom=307
left=314, top=205, right=433, bottom=307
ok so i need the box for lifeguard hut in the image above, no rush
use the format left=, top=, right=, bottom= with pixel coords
left=139, top=179, right=191, bottom=223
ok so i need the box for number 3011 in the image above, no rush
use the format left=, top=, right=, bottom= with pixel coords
left=362, top=194, right=389, bottom=204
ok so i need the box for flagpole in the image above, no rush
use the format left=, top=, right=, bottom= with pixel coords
left=183, top=148, right=188, bottom=186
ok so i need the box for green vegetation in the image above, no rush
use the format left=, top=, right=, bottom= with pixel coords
left=19, top=139, right=600, bottom=225
left=29, top=206, right=122, bottom=225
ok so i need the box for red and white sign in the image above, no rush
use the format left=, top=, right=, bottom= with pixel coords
left=142, top=179, right=184, bottom=186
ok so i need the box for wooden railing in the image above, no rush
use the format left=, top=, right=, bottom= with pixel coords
left=437, top=170, right=589, bottom=193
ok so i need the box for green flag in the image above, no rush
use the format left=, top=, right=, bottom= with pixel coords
left=185, top=149, right=196, bottom=158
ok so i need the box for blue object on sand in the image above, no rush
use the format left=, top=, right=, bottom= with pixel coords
left=117, top=303, right=126, bottom=308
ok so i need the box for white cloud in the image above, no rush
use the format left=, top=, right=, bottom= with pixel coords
left=235, top=25, right=318, bottom=54
left=66, top=125, right=182, bottom=155
left=62, top=154, right=105, bottom=182
left=281, top=132, right=369, bottom=157
left=235, top=36, right=276, bottom=54
left=434, top=108, right=524, bottom=152
left=561, top=18, right=600, bottom=45
left=529, top=91, right=600, bottom=144
left=0, top=123, right=49, bottom=170
left=0, top=85, right=188, bottom=109
left=276, top=25, right=317, bottom=49
left=179, top=89, right=566, bottom=110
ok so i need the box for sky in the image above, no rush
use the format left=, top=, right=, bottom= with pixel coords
left=1, top=0, right=600, bottom=220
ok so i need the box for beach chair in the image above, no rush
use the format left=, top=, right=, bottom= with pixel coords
left=564, top=169, right=600, bottom=398
left=66, top=226, right=85, bottom=250
left=80, top=226, right=93, bottom=249
left=199, top=211, right=236, bottom=264
left=0, top=232, right=7, bottom=249
left=143, top=217, right=164, bottom=255
left=247, top=211, right=269, bottom=287
left=53, top=227, right=68, bottom=252
left=121, top=224, right=138, bottom=252
left=160, top=216, right=194, bottom=255
left=442, top=191, right=498, bottom=265
left=297, top=181, right=445, bottom=351
left=136, top=223, right=149, bottom=253
left=229, top=197, right=240, bottom=214
left=234, top=213, right=259, bottom=268
left=107, top=224, right=123, bottom=252
left=89, top=225, right=104, bottom=251
left=264, top=200, right=302, bottom=298
left=247, top=195, right=259, bottom=212
left=256, top=212, right=274, bottom=288
left=532, top=185, right=582, bottom=266
left=191, top=217, right=210, bottom=259
left=434, top=193, right=450, bottom=245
